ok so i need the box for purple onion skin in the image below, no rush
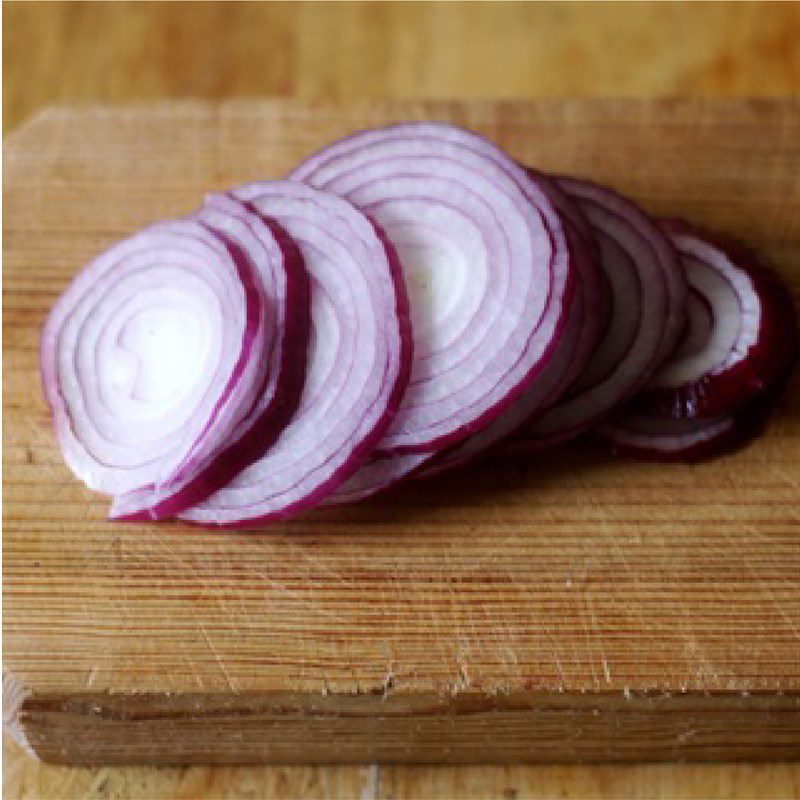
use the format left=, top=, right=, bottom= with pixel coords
left=601, top=394, right=784, bottom=464
left=506, top=177, right=686, bottom=452
left=636, top=219, right=798, bottom=420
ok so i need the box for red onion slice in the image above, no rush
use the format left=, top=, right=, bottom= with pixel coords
left=418, top=297, right=582, bottom=478
left=290, top=123, right=573, bottom=456
left=177, top=181, right=411, bottom=527
left=109, top=196, right=310, bottom=520
left=528, top=169, right=609, bottom=397
left=639, top=220, right=797, bottom=418
left=326, top=452, right=434, bottom=505
left=420, top=173, right=607, bottom=479
left=512, top=179, right=686, bottom=448
left=417, top=229, right=587, bottom=478
left=41, top=216, right=278, bottom=506
left=599, top=404, right=771, bottom=463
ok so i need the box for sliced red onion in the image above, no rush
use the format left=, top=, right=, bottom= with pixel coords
left=528, top=168, right=610, bottom=396
left=639, top=220, right=797, bottom=418
left=290, top=122, right=573, bottom=456
left=599, top=404, right=771, bottom=463
left=418, top=172, right=608, bottom=479
left=177, top=181, right=411, bottom=527
left=325, top=452, right=434, bottom=505
left=109, top=196, right=310, bottom=520
left=418, top=297, right=582, bottom=478
left=511, top=178, right=686, bottom=449
left=40, top=216, right=283, bottom=507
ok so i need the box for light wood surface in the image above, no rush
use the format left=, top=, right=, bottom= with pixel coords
left=4, top=2, right=800, bottom=797
left=5, top=2, right=800, bottom=134
left=4, top=99, right=800, bottom=769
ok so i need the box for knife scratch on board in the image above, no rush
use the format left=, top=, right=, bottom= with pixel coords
left=197, top=621, right=238, bottom=692
left=585, top=591, right=612, bottom=685
left=84, top=666, right=98, bottom=688
left=737, top=526, right=800, bottom=641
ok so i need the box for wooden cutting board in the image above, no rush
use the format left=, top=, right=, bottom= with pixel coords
left=4, top=100, right=799, bottom=765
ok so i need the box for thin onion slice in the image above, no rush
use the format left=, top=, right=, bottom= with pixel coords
left=326, top=452, right=434, bottom=505
left=290, top=122, right=574, bottom=457
left=511, top=178, right=686, bottom=449
left=177, top=181, right=412, bottom=527
left=417, top=172, right=606, bottom=477
left=527, top=169, right=609, bottom=398
left=109, top=196, right=310, bottom=520
left=41, top=215, right=282, bottom=510
left=599, top=403, right=772, bottom=463
left=638, top=219, right=797, bottom=418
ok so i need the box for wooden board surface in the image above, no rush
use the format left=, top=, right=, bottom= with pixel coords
left=6, top=2, right=800, bottom=135
left=3, top=99, right=800, bottom=766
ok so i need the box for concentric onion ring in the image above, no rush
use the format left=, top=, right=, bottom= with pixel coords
left=418, top=172, right=604, bottom=477
left=41, top=214, right=282, bottom=511
left=511, top=178, right=686, bottom=449
left=291, top=122, right=574, bottom=457
left=421, top=280, right=583, bottom=477
left=638, top=219, right=797, bottom=418
left=528, top=168, right=609, bottom=400
left=109, top=196, right=310, bottom=520
left=177, top=181, right=411, bottom=527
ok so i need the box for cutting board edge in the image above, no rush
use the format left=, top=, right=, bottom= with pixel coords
left=9, top=685, right=800, bottom=765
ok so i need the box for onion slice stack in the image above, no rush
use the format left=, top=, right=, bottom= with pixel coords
left=291, top=122, right=574, bottom=497
left=109, top=197, right=311, bottom=519
left=600, top=220, right=796, bottom=462
left=177, top=181, right=412, bottom=527
left=42, top=210, right=302, bottom=518
left=420, top=172, right=605, bottom=477
left=41, top=121, right=797, bottom=524
left=510, top=178, right=687, bottom=450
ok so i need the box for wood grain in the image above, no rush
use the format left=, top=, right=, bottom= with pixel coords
left=6, top=4, right=800, bottom=794
left=5, top=2, right=800, bottom=133
left=4, top=99, right=799, bottom=769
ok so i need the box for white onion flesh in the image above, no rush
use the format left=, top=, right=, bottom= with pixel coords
left=41, top=217, right=275, bottom=507
left=291, top=122, right=573, bottom=457
left=326, top=452, right=434, bottom=505
left=604, top=412, right=734, bottom=452
left=649, top=239, right=759, bottom=389
left=108, top=196, right=310, bottom=519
